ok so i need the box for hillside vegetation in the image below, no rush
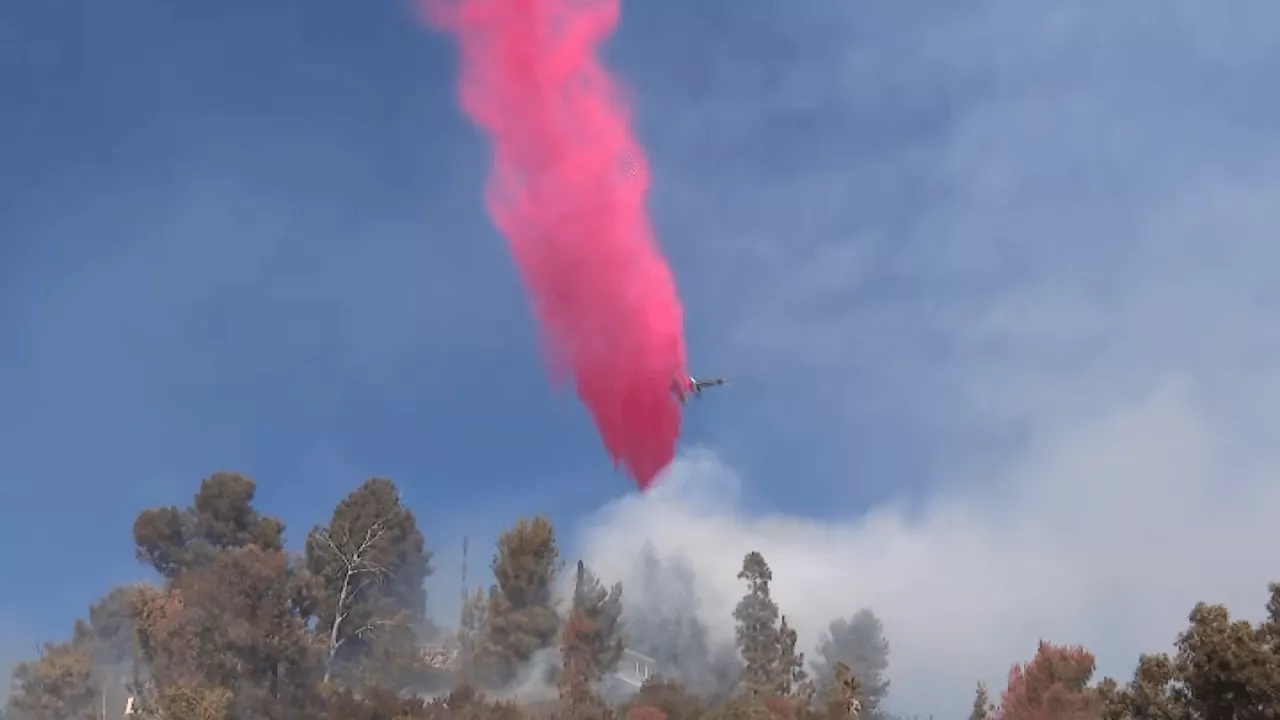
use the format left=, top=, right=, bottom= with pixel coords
left=6, top=472, right=1280, bottom=719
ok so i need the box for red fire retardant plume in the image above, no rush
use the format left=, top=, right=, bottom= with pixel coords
left=421, top=0, right=688, bottom=490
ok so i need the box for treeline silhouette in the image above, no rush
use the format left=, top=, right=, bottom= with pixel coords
left=5, top=472, right=1280, bottom=719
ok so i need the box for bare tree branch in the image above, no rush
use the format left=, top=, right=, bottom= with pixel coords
left=317, top=516, right=399, bottom=684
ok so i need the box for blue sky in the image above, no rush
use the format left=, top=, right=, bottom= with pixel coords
left=6, top=0, right=1280, bottom=715
left=0, top=0, right=911, bottom=632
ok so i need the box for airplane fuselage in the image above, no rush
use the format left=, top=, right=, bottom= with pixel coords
left=674, top=375, right=724, bottom=404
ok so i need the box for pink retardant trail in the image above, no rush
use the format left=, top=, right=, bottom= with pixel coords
left=421, top=0, right=687, bottom=490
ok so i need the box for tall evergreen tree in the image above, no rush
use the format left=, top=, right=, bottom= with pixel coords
left=733, top=551, right=783, bottom=699
left=560, top=560, right=626, bottom=712
left=571, top=560, right=625, bottom=678
left=969, top=680, right=991, bottom=720
left=479, top=516, right=562, bottom=687
left=776, top=615, right=806, bottom=697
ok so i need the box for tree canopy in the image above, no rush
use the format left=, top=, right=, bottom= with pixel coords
left=10, top=469, right=1280, bottom=719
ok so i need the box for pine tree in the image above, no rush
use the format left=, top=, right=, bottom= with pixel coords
left=572, top=560, right=625, bottom=677
left=777, top=615, right=806, bottom=697
left=559, top=561, right=624, bottom=716
left=969, top=681, right=991, bottom=720
left=479, top=516, right=562, bottom=687
left=733, top=551, right=782, bottom=699
left=132, top=472, right=284, bottom=578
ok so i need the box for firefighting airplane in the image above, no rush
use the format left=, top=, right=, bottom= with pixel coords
left=671, top=375, right=727, bottom=405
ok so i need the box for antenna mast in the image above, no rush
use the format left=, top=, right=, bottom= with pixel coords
left=461, top=535, right=469, bottom=601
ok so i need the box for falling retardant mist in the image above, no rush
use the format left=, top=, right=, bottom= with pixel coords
left=421, top=0, right=687, bottom=490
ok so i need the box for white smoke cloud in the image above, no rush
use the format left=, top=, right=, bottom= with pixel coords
left=578, top=381, right=1280, bottom=717
left=563, top=5, right=1280, bottom=715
